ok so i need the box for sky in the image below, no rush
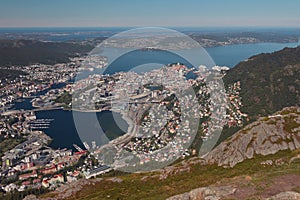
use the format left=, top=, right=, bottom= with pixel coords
left=0, top=0, right=300, bottom=27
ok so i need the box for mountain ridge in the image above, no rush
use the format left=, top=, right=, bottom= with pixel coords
left=0, top=39, right=93, bottom=66
left=204, top=107, right=300, bottom=167
left=224, top=46, right=300, bottom=119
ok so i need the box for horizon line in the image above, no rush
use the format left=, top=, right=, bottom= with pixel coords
left=0, top=26, right=300, bottom=29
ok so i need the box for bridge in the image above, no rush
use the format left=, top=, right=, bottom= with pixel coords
left=1, top=107, right=64, bottom=116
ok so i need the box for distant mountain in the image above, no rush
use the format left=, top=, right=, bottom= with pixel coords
left=205, top=107, right=300, bottom=167
left=0, top=39, right=93, bottom=66
left=191, top=31, right=300, bottom=47
left=224, top=46, right=300, bottom=119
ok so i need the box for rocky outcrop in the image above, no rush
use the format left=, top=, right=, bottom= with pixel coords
left=26, top=178, right=104, bottom=200
left=166, top=186, right=237, bottom=200
left=23, top=195, right=39, bottom=200
left=204, top=107, right=300, bottom=167
left=265, top=191, right=300, bottom=200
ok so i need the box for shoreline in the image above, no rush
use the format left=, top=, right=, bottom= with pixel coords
left=35, top=106, right=138, bottom=150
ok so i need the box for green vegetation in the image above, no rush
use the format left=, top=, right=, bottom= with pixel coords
left=7, top=117, right=18, bottom=126
left=0, top=137, right=24, bottom=154
left=0, top=39, right=93, bottom=66
left=39, top=149, right=300, bottom=200
left=53, top=154, right=87, bottom=181
left=284, top=115, right=299, bottom=132
left=55, top=91, right=72, bottom=107
left=292, top=187, right=300, bottom=193
left=218, top=125, right=244, bottom=145
left=224, top=46, right=300, bottom=120
left=143, top=83, right=164, bottom=91
left=0, top=174, right=19, bottom=185
left=0, top=187, right=49, bottom=200
left=189, top=125, right=203, bottom=154
left=0, top=135, right=25, bottom=166
left=139, top=109, right=150, bottom=125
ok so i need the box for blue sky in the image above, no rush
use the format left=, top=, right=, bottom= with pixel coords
left=0, top=0, right=299, bottom=27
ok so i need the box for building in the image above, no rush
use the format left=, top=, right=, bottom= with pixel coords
left=19, top=170, right=38, bottom=180
left=22, top=181, right=31, bottom=186
left=41, top=165, right=57, bottom=174
left=33, top=178, right=41, bottom=184
left=42, top=174, right=64, bottom=188
left=57, top=162, right=66, bottom=171
left=84, top=165, right=111, bottom=179
left=20, top=162, right=35, bottom=171
left=48, top=174, right=64, bottom=184
left=42, top=179, right=49, bottom=188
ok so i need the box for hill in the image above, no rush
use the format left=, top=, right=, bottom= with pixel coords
left=0, top=39, right=93, bottom=66
left=29, top=107, right=300, bottom=200
left=224, top=46, right=300, bottom=120
left=168, top=107, right=300, bottom=199
left=205, top=107, right=300, bottom=167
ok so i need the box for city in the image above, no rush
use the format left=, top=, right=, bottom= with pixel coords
left=0, top=51, right=247, bottom=194
left=0, top=1, right=300, bottom=199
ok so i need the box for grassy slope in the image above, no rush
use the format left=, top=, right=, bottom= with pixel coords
left=41, top=149, right=300, bottom=200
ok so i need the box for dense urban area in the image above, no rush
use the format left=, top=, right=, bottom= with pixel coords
left=0, top=48, right=248, bottom=198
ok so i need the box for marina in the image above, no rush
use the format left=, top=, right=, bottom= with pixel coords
left=27, top=119, right=53, bottom=130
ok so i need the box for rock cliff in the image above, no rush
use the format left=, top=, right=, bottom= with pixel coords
left=204, top=107, right=300, bottom=167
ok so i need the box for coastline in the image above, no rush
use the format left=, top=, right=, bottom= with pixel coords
left=28, top=106, right=136, bottom=145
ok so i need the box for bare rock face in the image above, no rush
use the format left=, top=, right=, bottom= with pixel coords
left=166, top=186, right=237, bottom=200
left=23, top=195, right=39, bottom=200
left=204, top=107, right=300, bottom=168
left=265, top=191, right=300, bottom=200
left=35, top=178, right=103, bottom=200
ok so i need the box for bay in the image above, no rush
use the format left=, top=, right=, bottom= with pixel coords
left=206, top=42, right=300, bottom=67
left=21, top=42, right=300, bottom=151
left=35, top=110, right=128, bottom=151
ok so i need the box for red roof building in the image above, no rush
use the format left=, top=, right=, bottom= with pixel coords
left=74, top=150, right=87, bottom=156
left=22, top=181, right=31, bottom=186
left=41, top=165, right=57, bottom=174
left=57, top=162, right=66, bottom=171
left=19, top=170, right=38, bottom=180
left=33, top=178, right=41, bottom=184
